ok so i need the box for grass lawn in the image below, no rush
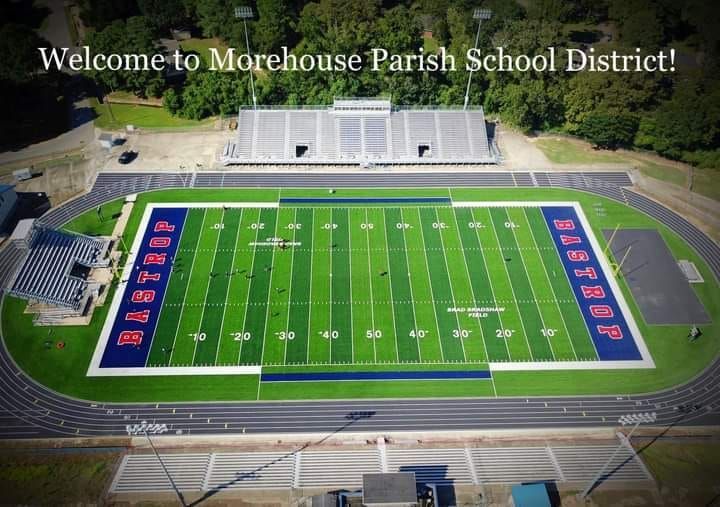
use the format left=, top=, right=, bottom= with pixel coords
left=535, top=138, right=628, bottom=165
left=2, top=187, right=718, bottom=402
left=423, top=36, right=440, bottom=54
left=635, top=441, right=720, bottom=504
left=180, top=37, right=231, bottom=66
left=0, top=451, right=119, bottom=505
left=62, top=198, right=124, bottom=236
left=90, top=98, right=214, bottom=130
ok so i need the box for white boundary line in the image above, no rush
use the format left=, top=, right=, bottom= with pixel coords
left=90, top=201, right=653, bottom=376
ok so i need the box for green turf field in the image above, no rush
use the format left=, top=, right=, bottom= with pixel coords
left=142, top=204, right=598, bottom=369
left=4, top=187, right=718, bottom=402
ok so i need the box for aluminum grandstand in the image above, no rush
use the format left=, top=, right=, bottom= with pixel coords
left=220, top=98, right=499, bottom=165
left=6, top=219, right=111, bottom=323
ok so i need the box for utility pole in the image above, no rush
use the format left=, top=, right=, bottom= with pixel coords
left=579, top=412, right=657, bottom=499
left=143, top=428, right=186, bottom=506
left=464, top=8, right=492, bottom=110
left=235, top=6, right=257, bottom=110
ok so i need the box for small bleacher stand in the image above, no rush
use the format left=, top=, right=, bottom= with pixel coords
left=6, top=219, right=112, bottom=324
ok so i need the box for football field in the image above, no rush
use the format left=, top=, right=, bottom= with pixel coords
left=90, top=198, right=651, bottom=375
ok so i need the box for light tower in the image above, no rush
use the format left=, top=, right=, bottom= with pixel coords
left=463, top=8, right=493, bottom=110
left=580, top=412, right=657, bottom=499
left=234, top=6, right=257, bottom=110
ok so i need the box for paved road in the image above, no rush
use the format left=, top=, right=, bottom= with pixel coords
left=0, top=171, right=718, bottom=439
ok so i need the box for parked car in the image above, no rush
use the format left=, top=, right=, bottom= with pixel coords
left=118, top=151, right=137, bottom=164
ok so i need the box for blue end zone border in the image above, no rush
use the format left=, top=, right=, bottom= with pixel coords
left=261, top=370, right=492, bottom=382
left=279, top=197, right=451, bottom=204
left=99, top=207, right=187, bottom=368
left=541, top=206, right=642, bottom=360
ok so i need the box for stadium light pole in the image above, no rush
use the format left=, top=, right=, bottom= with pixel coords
left=143, top=428, right=187, bottom=506
left=579, top=412, right=657, bottom=499
left=235, top=6, right=257, bottom=110
left=463, top=8, right=492, bottom=110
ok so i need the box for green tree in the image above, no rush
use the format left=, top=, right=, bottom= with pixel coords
left=634, top=79, right=720, bottom=158
left=78, top=0, right=139, bottom=30
left=83, top=16, right=164, bottom=97
left=483, top=20, right=568, bottom=130
left=577, top=113, right=638, bottom=148
left=254, top=0, right=296, bottom=54
left=137, top=0, right=188, bottom=31
left=0, top=24, right=51, bottom=84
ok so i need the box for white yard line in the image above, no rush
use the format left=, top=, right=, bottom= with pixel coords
left=364, top=208, right=378, bottom=363
left=236, top=208, right=263, bottom=365
left=381, top=208, right=401, bottom=363
left=168, top=209, right=208, bottom=365
left=347, top=209, right=354, bottom=363
left=191, top=207, right=227, bottom=366
left=305, top=209, right=315, bottom=365
left=522, top=208, right=577, bottom=360
left=212, top=208, right=244, bottom=366
left=468, top=208, right=511, bottom=360
left=448, top=208, right=490, bottom=363
left=329, top=208, right=333, bottom=362
left=431, top=207, right=467, bottom=363
left=257, top=208, right=282, bottom=369
left=282, top=208, right=298, bottom=365
left=414, top=207, right=447, bottom=363
left=399, top=208, right=422, bottom=363
left=485, top=208, right=535, bottom=361
left=505, top=209, right=556, bottom=361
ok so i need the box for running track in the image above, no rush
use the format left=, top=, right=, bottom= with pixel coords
left=0, top=171, right=718, bottom=439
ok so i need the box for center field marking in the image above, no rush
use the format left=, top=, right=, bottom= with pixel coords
left=364, top=208, right=378, bottom=363
left=167, top=209, right=207, bottom=365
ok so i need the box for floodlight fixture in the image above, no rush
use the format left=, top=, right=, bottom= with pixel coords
left=473, top=8, right=493, bottom=20
left=464, top=8, right=494, bottom=110
left=234, top=6, right=253, bottom=19
left=234, top=6, right=257, bottom=109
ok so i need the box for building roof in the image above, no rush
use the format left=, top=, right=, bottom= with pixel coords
left=0, top=184, right=15, bottom=194
left=9, top=218, right=34, bottom=241
left=221, top=99, right=497, bottom=165
left=362, top=473, right=417, bottom=505
left=510, top=484, right=551, bottom=507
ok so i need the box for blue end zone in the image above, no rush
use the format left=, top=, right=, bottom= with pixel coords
left=279, top=197, right=451, bottom=204
left=100, top=207, right=187, bottom=368
left=261, top=370, right=492, bottom=382
left=541, top=206, right=642, bottom=360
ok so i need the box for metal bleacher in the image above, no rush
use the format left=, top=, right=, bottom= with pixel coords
left=8, top=225, right=110, bottom=312
left=221, top=99, right=498, bottom=165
